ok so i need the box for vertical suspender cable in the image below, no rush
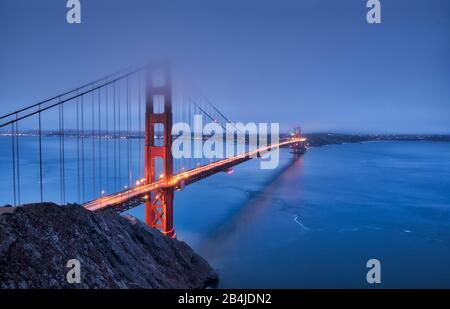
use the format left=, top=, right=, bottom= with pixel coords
left=11, top=123, right=16, bottom=206
left=138, top=73, right=142, bottom=180
left=189, top=98, right=192, bottom=170
left=92, top=92, right=96, bottom=197
left=59, top=102, right=63, bottom=204
left=98, top=88, right=102, bottom=193
left=118, top=82, right=121, bottom=188
left=38, top=105, right=43, bottom=202
left=127, top=77, right=131, bottom=187
left=106, top=86, right=109, bottom=193
left=62, top=102, right=66, bottom=203
left=15, top=115, right=20, bottom=205
left=129, top=77, right=132, bottom=186
left=114, top=82, right=117, bottom=192
left=77, top=96, right=80, bottom=203
left=82, top=95, right=85, bottom=201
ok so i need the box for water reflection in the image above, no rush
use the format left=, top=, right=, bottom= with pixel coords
left=198, top=156, right=304, bottom=259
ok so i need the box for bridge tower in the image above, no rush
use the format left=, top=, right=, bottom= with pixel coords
left=144, top=66, right=175, bottom=238
left=291, top=126, right=305, bottom=154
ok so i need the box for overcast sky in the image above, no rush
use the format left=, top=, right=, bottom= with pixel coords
left=0, top=0, right=449, bottom=133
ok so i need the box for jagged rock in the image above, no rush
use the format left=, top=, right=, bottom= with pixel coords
left=0, top=203, right=218, bottom=288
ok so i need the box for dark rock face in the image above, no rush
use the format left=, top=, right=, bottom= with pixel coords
left=0, top=203, right=218, bottom=288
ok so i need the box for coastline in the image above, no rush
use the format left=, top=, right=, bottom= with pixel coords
left=303, top=133, right=450, bottom=148
left=0, top=203, right=219, bottom=289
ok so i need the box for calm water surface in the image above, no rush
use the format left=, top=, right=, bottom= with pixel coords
left=1, top=138, right=449, bottom=288
left=165, top=141, right=450, bottom=288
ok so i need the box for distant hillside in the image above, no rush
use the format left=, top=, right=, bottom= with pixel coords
left=304, top=133, right=450, bottom=147
left=0, top=203, right=218, bottom=288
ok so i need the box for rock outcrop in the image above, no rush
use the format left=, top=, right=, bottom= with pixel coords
left=0, top=203, right=218, bottom=288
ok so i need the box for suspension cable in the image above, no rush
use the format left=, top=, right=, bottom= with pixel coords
left=77, top=96, right=80, bottom=203
left=62, top=102, right=66, bottom=203
left=114, top=82, right=117, bottom=192
left=59, top=102, right=63, bottom=204
left=38, top=105, right=43, bottom=202
left=92, top=91, right=96, bottom=198
left=118, top=81, right=122, bottom=189
left=127, top=76, right=131, bottom=187
left=81, top=95, right=85, bottom=201
left=98, top=88, right=102, bottom=194
left=0, top=65, right=146, bottom=125
left=11, top=123, right=16, bottom=206
left=138, top=72, right=142, bottom=180
left=15, top=115, right=20, bottom=205
left=106, top=86, right=109, bottom=193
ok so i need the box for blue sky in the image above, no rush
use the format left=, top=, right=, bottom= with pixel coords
left=0, top=0, right=449, bottom=133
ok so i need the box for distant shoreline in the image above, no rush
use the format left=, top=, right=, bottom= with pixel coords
left=1, top=131, right=449, bottom=146
left=303, top=133, right=450, bottom=148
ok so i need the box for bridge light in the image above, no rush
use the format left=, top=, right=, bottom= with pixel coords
left=159, top=173, right=164, bottom=179
left=101, top=190, right=105, bottom=196
left=136, top=180, right=140, bottom=186
left=143, top=195, right=148, bottom=200
left=124, top=185, right=128, bottom=189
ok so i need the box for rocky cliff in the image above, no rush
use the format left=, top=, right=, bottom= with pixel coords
left=0, top=203, right=218, bottom=288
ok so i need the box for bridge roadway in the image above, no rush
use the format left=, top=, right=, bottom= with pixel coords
left=83, top=138, right=303, bottom=213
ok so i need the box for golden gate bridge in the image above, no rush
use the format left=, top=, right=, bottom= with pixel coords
left=0, top=63, right=305, bottom=238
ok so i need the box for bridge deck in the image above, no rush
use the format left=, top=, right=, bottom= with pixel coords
left=83, top=139, right=302, bottom=212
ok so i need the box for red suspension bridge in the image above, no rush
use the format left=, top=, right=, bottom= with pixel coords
left=0, top=64, right=305, bottom=237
